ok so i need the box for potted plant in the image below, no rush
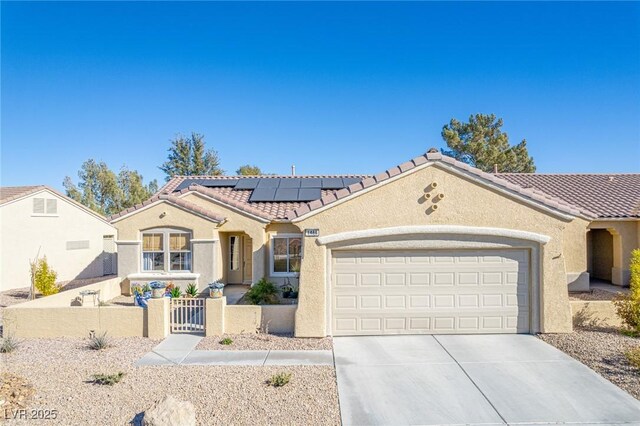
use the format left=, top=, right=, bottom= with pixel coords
left=149, top=281, right=166, bottom=298
left=141, top=283, right=152, bottom=299
left=289, top=281, right=299, bottom=299
left=185, top=283, right=199, bottom=298
left=169, top=286, right=182, bottom=298
left=280, top=284, right=293, bottom=299
left=208, top=281, right=225, bottom=298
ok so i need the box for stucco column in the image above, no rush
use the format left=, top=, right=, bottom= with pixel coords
left=116, top=241, right=140, bottom=277
left=192, top=239, right=217, bottom=291
left=205, top=297, right=226, bottom=336
left=542, top=241, right=573, bottom=333
left=294, top=237, right=326, bottom=337
left=250, top=233, right=266, bottom=283
left=147, top=298, right=170, bottom=339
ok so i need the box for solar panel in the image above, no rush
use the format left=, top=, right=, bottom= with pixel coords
left=298, top=188, right=322, bottom=201
left=300, top=178, right=322, bottom=188
left=278, top=178, right=302, bottom=188
left=173, top=180, right=195, bottom=192
left=256, top=179, right=280, bottom=189
left=342, top=177, right=362, bottom=187
left=201, top=179, right=239, bottom=187
left=321, top=178, right=344, bottom=189
left=249, top=187, right=277, bottom=202
left=234, top=179, right=260, bottom=189
left=274, top=188, right=300, bottom=201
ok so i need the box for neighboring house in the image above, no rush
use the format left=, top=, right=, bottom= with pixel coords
left=0, top=186, right=117, bottom=292
left=109, top=149, right=640, bottom=337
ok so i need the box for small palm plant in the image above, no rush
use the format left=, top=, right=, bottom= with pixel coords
left=170, top=286, right=182, bottom=298
left=185, top=283, right=199, bottom=298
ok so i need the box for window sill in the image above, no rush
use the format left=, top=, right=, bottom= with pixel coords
left=128, top=272, right=200, bottom=280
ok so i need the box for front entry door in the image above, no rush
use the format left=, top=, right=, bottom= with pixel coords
left=227, top=234, right=244, bottom=284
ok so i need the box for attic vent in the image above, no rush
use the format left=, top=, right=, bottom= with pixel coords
left=67, top=240, right=90, bottom=250
left=46, top=199, right=57, bottom=214
left=33, top=198, right=45, bottom=214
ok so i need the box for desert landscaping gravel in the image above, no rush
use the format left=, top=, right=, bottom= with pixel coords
left=1, top=337, right=340, bottom=425
left=197, top=333, right=333, bottom=351
left=569, top=289, right=620, bottom=301
left=539, top=327, right=640, bottom=399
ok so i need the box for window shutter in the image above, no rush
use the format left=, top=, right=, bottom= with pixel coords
left=46, top=199, right=57, bottom=214
left=33, top=198, right=45, bottom=214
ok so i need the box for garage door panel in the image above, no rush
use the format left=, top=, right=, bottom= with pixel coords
left=331, top=249, right=530, bottom=335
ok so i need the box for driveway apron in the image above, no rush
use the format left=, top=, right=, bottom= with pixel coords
left=333, top=334, right=640, bottom=426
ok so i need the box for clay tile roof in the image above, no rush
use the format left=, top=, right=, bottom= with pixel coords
left=157, top=175, right=369, bottom=220
left=108, top=193, right=225, bottom=223
left=0, top=185, right=46, bottom=205
left=287, top=152, right=595, bottom=221
left=496, top=173, right=640, bottom=219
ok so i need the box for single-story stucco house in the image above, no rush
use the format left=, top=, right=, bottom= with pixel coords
left=0, top=186, right=117, bottom=292
left=109, top=149, right=640, bottom=337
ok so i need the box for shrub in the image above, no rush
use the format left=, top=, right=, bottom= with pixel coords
left=245, top=278, right=278, bottom=305
left=87, top=332, right=111, bottom=350
left=219, top=337, right=233, bottom=345
left=90, top=372, right=124, bottom=386
left=30, top=257, right=60, bottom=296
left=267, top=372, right=291, bottom=387
left=170, top=286, right=182, bottom=298
left=185, top=283, right=198, bottom=298
left=625, top=347, right=640, bottom=370
left=613, top=249, right=640, bottom=335
left=0, top=335, right=20, bottom=353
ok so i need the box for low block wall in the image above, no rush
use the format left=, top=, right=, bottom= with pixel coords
left=570, top=300, right=622, bottom=328
left=3, top=277, right=161, bottom=338
left=205, top=297, right=296, bottom=336
left=4, top=306, right=145, bottom=338
left=20, top=277, right=123, bottom=308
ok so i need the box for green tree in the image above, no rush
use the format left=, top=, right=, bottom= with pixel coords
left=236, top=164, right=263, bottom=176
left=64, top=160, right=157, bottom=215
left=159, top=133, right=223, bottom=180
left=441, top=114, right=536, bottom=173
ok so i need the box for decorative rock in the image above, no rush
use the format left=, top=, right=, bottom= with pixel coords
left=142, top=395, right=196, bottom=426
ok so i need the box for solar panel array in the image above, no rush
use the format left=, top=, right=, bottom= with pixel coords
left=173, top=177, right=362, bottom=202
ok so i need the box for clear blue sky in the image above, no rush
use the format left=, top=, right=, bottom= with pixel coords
left=2, top=2, right=639, bottom=190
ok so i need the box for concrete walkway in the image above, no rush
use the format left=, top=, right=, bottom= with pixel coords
left=334, top=335, right=640, bottom=426
left=135, top=333, right=333, bottom=366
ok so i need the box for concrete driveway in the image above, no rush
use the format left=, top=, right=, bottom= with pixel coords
left=334, top=334, right=640, bottom=425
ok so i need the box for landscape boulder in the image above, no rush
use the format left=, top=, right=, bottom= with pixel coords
left=142, top=395, right=196, bottom=426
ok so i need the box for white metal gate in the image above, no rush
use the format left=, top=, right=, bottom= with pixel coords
left=170, top=298, right=205, bottom=333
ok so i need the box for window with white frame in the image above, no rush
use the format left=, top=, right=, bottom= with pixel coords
left=142, top=229, right=192, bottom=272
left=271, top=234, right=302, bottom=276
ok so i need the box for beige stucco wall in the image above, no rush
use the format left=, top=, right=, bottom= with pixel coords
left=205, top=297, right=296, bottom=335
left=182, top=193, right=269, bottom=283
left=114, top=202, right=219, bottom=240
left=589, top=220, right=639, bottom=286
left=570, top=300, right=622, bottom=328
left=294, top=163, right=579, bottom=336
left=3, top=306, right=145, bottom=338
left=0, top=190, right=116, bottom=292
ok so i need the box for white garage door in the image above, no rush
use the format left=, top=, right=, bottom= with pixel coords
left=331, top=249, right=530, bottom=335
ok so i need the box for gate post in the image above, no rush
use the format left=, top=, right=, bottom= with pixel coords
left=147, top=298, right=170, bottom=339
left=206, top=296, right=226, bottom=336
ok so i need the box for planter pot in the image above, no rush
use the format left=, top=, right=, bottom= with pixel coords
left=151, top=288, right=165, bottom=299
left=282, top=291, right=291, bottom=299
left=209, top=288, right=223, bottom=299
left=290, top=291, right=299, bottom=299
